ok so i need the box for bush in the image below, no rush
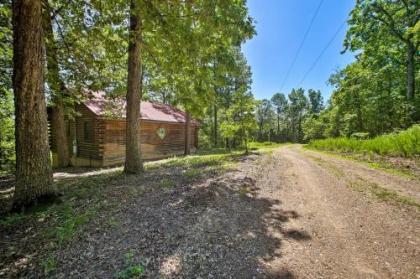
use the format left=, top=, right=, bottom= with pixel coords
left=308, top=125, right=420, bottom=158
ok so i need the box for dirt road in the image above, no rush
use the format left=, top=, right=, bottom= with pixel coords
left=251, top=146, right=420, bottom=278
left=14, top=145, right=418, bottom=278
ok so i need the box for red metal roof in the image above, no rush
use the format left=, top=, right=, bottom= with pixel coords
left=84, top=91, right=198, bottom=125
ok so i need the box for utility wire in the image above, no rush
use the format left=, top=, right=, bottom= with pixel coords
left=279, top=0, right=324, bottom=92
left=298, top=20, right=347, bottom=87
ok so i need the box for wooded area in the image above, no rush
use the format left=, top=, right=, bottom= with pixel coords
left=0, top=0, right=419, bottom=277
left=0, top=0, right=418, bottom=210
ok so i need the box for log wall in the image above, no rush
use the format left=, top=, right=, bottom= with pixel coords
left=49, top=104, right=198, bottom=167
left=103, top=119, right=198, bottom=166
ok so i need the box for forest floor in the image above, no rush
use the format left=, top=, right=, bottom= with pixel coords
left=0, top=145, right=419, bottom=278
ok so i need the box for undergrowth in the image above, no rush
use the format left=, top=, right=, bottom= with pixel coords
left=308, top=125, right=420, bottom=158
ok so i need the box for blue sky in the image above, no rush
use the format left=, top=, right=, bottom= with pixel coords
left=242, top=0, right=355, bottom=101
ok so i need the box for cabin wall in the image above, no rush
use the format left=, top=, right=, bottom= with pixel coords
left=49, top=105, right=105, bottom=167
left=102, top=119, right=198, bottom=166
left=49, top=104, right=199, bottom=167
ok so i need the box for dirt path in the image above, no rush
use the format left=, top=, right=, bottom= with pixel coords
left=253, top=146, right=419, bottom=278
left=7, top=145, right=418, bottom=278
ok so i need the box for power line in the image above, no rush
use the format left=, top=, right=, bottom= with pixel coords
left=279, top=0, right=324, bottom=92
left=298, top=20, right=347, bottom=87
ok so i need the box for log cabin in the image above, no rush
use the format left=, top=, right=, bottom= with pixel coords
left=48, top=91, right=199, bottom=167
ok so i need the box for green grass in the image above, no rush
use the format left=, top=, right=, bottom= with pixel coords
left=158, top=178, right=177, bottom=188
left=308, top=125, right=420, bottom=158
left=248, top=141, right=286, bottom=152
left=305, top=148, right=417, bottom=179
left=116, top=252, right=145, bottom=279
left=145, top=150, right=243, bottom=171
left=348, top=179, right=420, bottom=210
left=41, top=255, right=57, bottom=275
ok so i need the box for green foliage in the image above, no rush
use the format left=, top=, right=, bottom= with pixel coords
left=302, top=115, right=327, bottom=141
left=0, top=1, right=14, bottom=173
left=116, top=252, right=145, bottom=279
left=2, top=0, right=256, bottom=173
left=41, top=256, right=57, bottom=275
left=307, top=89, right=323, bottom=114
left=219, top=51, right=257, bottom=150
left=308, top=125, right=420, bottom=158
left=299, top=0, right=419, bottom=143
left=255, top=99, right=274, bottom=141
left=0, top=211, right=25, bottom=228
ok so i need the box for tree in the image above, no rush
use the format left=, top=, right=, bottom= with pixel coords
left=287, top=88, right=308, bottom=142
left=221, top=90, right=256, bottom=153
left=271, top=92, right=287, bottom=139
left=308, top=89, right=323, bottom=115
left=142, top=0, right=255, bottom=154
left=42, top=2, right=69, bottom=168
left=345, top=0, right=419, bottom=100
left=124, top=0, right=143, bottom=174
left=255, top=99, right=273, bottom=141
left=12, top=0, right=55, bottom=211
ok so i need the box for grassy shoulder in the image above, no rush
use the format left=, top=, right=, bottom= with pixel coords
left=307, top=125, right=420, bottom=158
left=306, top=125, right=420, bottom=178
left=304, top=151, right=420, bottom=210
left=304, top=146, right=418, bottom=179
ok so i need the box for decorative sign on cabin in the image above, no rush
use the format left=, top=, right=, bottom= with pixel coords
left=157, top=127, right=166, bottom=139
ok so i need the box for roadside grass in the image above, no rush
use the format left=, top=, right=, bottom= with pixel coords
left=248, top=141, right=287, bottom=153
left=304, top=147, right=417, bottom=179
left=348, top=178, right=420, bottom=210
left=303, top=152, right=419, bottom=210
left=308, top=125, right=420, bottom=158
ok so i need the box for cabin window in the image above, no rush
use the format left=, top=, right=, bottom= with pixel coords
left=83, top=121, right=93, bottom=143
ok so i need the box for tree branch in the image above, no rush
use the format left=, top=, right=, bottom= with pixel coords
left=371, top=3, right=407, bottom=43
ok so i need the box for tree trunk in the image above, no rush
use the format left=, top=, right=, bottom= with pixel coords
left=43, top=4, right=69, bottom=168
left=51, top=102, right=69, bottom=167
left=213, top=103, right=217, bottom=147
left=12, top=0, right=54, bottom=211
left=277, top=114, right=280, bottom=140
left=124, top=0, right=143, bottom=174
left=184, top=112, right=191, bottom=155
left=406, top=41, right=415, bottom=100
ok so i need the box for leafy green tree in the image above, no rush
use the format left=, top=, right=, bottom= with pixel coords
left=308, top=89, right=323, bottom=115
left=271, top=92, right=287, bottom=140
left=255, top=99, right=274, bottom=141
left=345, top=0, right=419, bottom=101
left=287, top=88, right=308, bottom=142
